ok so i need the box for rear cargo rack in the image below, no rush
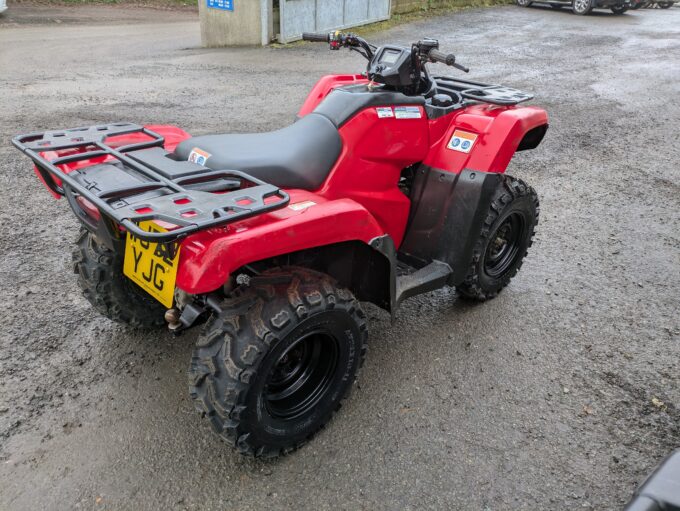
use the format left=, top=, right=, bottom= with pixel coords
left=12, top=123, right=290, bottom=243
left=434, top=76, right=534, bottom=106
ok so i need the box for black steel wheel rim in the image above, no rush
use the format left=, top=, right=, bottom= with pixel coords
left=484, top=212, right=526, bottom=278
left=264, top=331, right=340, bottom=420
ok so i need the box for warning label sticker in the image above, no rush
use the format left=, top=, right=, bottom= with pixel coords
left=394, top=106, right=422, bottom=119
left=289, top=200, right=316, bottom=211
left=447, top=130, right=478, bottom=153
left=376, top=107, right=394, bottom=118
left=188, top=147, right=212, bottom=166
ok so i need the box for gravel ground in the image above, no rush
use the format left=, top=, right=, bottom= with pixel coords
left=0, top=4, right=679, bottom=510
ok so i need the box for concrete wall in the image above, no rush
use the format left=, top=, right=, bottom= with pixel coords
left=199, top=0, right=273, bottom=47
left=199, top=0, right=492, bottom=47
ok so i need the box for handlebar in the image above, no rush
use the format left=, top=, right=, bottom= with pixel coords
left=302, top=31, right=375, bottom=60
left=428, top=49, right=470, bottom=73
left=303, top=32, right=469, bottom=75
left=302, top=32, right=330, bottom=43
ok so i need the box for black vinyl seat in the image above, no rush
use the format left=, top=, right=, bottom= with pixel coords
left=174, top=113, right=342, bottom=191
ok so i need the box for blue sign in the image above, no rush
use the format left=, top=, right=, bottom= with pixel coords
left=207, top=0, right=233, bottom=11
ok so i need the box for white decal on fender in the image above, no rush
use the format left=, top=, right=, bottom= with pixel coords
left=288, top=200, right=316, bottom=211
left=376, top=107, right=394, bottom=118
left=393, top=106, right=422, bottom=119
left=447, top=130, right=478, bottom=153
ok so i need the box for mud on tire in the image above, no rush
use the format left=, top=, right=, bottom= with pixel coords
left=72, top=228, right=166, bottom=328
left=187, top=267, right=368, bottom=458
left=457, top=175, right=539, bottom=301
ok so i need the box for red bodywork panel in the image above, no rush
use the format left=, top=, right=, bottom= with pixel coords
left=297, top=74, right=369, bottom=118
left=176, top=190, right=384, bottom=293
left=37, top=75, right=548, bottom=296
left=319, top=106, right=429, bottom=246
left=425, top=104, right=548, bottom=173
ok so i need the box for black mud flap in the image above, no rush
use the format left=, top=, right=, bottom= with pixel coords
left=398, top=167, right=502, bottom=285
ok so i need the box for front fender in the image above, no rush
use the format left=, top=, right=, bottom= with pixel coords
left=175, top=191, right=385, bottom=294
left=425, top=104, right=549, bottom=174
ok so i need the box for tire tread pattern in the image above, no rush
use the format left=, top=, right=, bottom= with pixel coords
left=72, top=229, right=166, bottom=328
left=457, top=175, right=539, bottom=301
left=187, top=267, right=368, bottom=458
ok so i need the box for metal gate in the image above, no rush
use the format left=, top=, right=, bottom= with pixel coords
left=279, top=0, right=391, bottom=43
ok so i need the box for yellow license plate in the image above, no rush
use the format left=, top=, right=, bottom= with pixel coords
left=123, top=221, right=180, bottom=308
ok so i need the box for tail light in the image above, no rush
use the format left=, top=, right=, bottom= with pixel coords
left=76, top=196, right=101, bottom=221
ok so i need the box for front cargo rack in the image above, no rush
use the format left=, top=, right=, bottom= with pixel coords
left=12, top=123, right=290, bottom=243
left=434, top=76, right=534, bottom=106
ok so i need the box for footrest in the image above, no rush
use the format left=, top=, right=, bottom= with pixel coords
left=396, top=260, right=452, bottom=305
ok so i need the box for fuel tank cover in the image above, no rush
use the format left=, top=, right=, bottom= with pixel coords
left=431, top=94, right=455, bottom=107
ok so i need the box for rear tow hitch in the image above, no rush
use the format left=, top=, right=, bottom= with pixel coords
left=164, top=294, right=222, bottom=335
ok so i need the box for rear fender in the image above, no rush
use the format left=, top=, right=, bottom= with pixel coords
left=424, top=104, right=549, bottom=174
left=175, top=191, right=386, bottom=295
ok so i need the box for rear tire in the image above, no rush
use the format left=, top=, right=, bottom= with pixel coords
left=457, top=176, right=539, bottom=301
left=572, top=0, right=593, bottom=14
left=517, top=0, right=534, bottom=6
left=187, top=267, right=368, bottom=458
left=658, top=1, right=673, bottom=7
left=72, top=228, right=166, bottom=328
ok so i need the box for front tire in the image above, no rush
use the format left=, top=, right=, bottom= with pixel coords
left=72, top=228, right=166, bottom=328
left=611, top=4, right=628, bottom=12
left=188, top=267, right=368, bottom=458
left=572, top=0, right=593, bottom=14
left=517, top=0, right=533, bottom=6
left=457, top=176, right=539, bottom=301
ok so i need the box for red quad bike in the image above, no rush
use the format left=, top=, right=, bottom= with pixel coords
left=13, top=33, right=548, bottom=458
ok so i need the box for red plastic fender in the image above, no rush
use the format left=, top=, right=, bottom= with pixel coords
left=424, top=104, right=549, bottom=174
left=318, top=106, right=430, bottom=246
left=175, top=190, right=385, bottom=295
left=297, top=74, right=369, bottom=118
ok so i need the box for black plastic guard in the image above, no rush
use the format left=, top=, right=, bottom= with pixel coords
left=624, top=450, right=680, bottom=511
left=398, top=167, right=501, bottom=285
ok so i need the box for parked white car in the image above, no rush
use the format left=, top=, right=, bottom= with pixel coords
left=0, top=0, right=7, bottom=15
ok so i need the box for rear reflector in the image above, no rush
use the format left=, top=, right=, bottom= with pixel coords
left=76, top=196, right=101, bottom=221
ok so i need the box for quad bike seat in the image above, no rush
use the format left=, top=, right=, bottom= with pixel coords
left=174, top=113, right=342, bottom=191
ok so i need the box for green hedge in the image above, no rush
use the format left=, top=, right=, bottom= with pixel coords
left=393, top=0, right=512, bottom=14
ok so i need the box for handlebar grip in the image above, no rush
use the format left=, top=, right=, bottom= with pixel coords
left=429, top=49, right=457, bottom=66
left=429, top=49, right=469, bottom=73
left=302, top=32, right=330, bottom=42
left=453, top=62, right=470, bottom=73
